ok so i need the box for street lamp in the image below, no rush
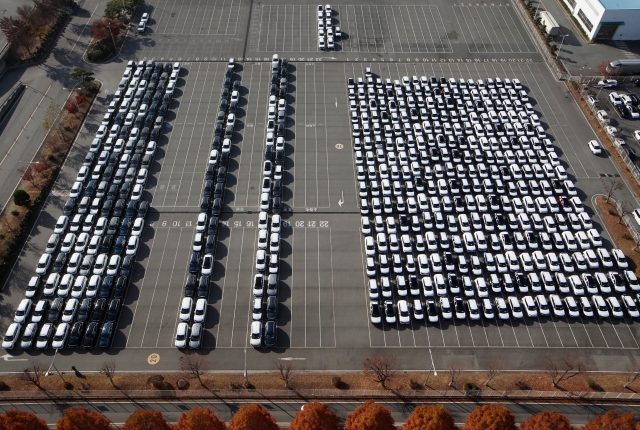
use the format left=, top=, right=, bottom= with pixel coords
left=107, top=21, right=117, bottom=51
left=18, top=161, right=40, bottom=164
left=243, top=348, right=247, bottom=382
left=428, top=349, right=437, bottom=376
left=556, top=34, right=569, bottom=59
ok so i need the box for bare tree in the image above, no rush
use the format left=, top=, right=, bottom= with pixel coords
left=484, top=359, right=505, bottom=387
left=273, top=359, right=295, bottom=389
left=100, top=360, right=117, bottom=389
left=180, top=351, right=209, bottom=389
left=21, top=363, right=45, bottom=390
left=602, top=178, right=624, bottom=203
left=624, top=362, right=640, bottom=390
left=0, top=16, right=33, bottom=55
left=541, top=355, right=587, bottom=388
left=41, top=101, right=60, bottom=132
left=363, top=353, right=398, bottom=389
left=448, top=360, right=464, bottom=388
left=616, top=200, right=633, bottom=224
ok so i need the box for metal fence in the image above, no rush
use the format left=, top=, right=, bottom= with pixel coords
left=2, top=388, right=640, bottom=401
left=511, top=0, right=568, bottom=81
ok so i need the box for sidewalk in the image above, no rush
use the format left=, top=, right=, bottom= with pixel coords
left=530, top=0, right=640, bottom=74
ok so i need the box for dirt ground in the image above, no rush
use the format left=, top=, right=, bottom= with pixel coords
left=6, top=369, right=637, bottom=394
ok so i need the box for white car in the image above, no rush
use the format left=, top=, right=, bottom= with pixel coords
left=587, top=140, right=602, bottom=155
left=634, top=130, right=640, bottom=142
left=250, top=321, right=262, bottom=347
left=13, top=299, right=32, bottom=324
left=51, top=323, right=69, bottom=349
left=194, top=298, right=207, bottom=323
left=597, top=79, right=617, bottom=88
left=175, top=322, right=189, bottom=348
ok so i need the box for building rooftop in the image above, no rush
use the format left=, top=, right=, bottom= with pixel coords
left=599, top=0, right=640, bottom=10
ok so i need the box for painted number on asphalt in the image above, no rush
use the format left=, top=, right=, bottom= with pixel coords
left=147, top=353, right=160, bottom=365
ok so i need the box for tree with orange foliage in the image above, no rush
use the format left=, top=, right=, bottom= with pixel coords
left=64, top=100, right=79, bottom=116
left=290, top=401, right=339, bottom=430
left=121, top=410, right=171, bottom=430
left=0, top=410, right=49, bottom=430
left=463, top=405, right=516, bottom=430
left=344, top=400, right=395, bottom=430
left=174, top=407, right=225, bottom=430
left=581, top=410, right=636, bottom=430
left=89, top=18, right=120, bottom=42
left=520, top=411, right=572, bottom=430
left=227, top=404, right=278, bottom=430
left=55, top=407, right=111, bottom=430
left=403, top=405, right=455, bottom=430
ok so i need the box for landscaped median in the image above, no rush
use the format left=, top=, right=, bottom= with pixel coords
left=84, top=0, right=141, bottom=63
left=0, top=78, right=100, bottom=286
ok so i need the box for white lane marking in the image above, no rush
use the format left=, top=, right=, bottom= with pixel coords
left=136, top=226, right=173, bottom=347
left=328, top=227, right=337, bottom=347
left=70, top=4, right=99, bottom=53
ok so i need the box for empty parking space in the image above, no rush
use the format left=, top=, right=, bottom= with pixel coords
left=451, top=3, right=537, bottom=54
left=125, top=0, right=250, bottom=61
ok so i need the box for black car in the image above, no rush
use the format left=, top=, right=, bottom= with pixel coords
left=205, top=164, right=217, bottom=181
left=272, top=197, right=282, bottom=214
left=76, top=297, right=93, bottom=322
left=83, top=152, right=95, bottom=166
left=46, top=297, right=64, bottom=323
left=207, top=216, right=219, bottom=237
left=98, top=322, right=115, bottom=348
left=63, top=197, right=76, bottom=216
left=266, top=296, right=278, bottom=320
left=188, top=251, right=200, bottom=274
left=67, top=321, right=84, bottom=348
left=113, top=276, right=129, bottom=299
left=270, top=84, right=277, bottom=96
left=211, top=198, right=222, bottom=216
left=203, top=180, right=213, bottom=198
left=119, top=217, right=133, bottom=236
left=98, top=276, right=115, bottom=299
left=219, top=151, right=230, bottom=167
left=140, top=127, right=150, bottom=141
left=130, top=153, right=141, bottom=168
left=137, top=201, right=149, bottom=218
left=112, top=235, right=126, bottom=256
left=200, top=197, right=210, bottom=213
left=219, top=99, right=227, bottom=113
left=197, top=275, right=210, bottom=299
left=141, top=154, right=152, bottom=169
left=105, top=299, right=121, bottom=323
left=217, top=166, right=227, bottom=184
left=229, top=100, right=237, bottom=115
left=92, top=298, right=107, bottom=322
left=82, top=322, right=99, bottom=349
left=205, top=234, right=216, bottom=255
left=100, top=234, right=114, bottom=254
left=125, top=200, right=140, bottom=218
left=85, top=180, right=97, bottom=197
left=275, top=149, right=284, bottom=165
left=120, top=254, right=135, bottom=277
left=515, top=273, right=529, bottom=292
left=212, top=183, right=224, bottom=200
left=113, top=199, right=126, bottom=217
left=119, top=182, right=131, bottom=200
left=52, top=252, right=67, bottom=273
left=184, top=274, right=196, bottom=297
left=264, top=321, right=276, bottom=348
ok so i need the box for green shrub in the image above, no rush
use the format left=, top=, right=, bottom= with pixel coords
left=13, top=190, right=30, bottom=206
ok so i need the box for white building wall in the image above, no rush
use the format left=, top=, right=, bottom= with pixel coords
left=598, top=9, right=640, bottom=40
left=565, top=0, right=640, bottom=41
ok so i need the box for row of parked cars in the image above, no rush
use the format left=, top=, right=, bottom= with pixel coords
left=348, top=69, right=640, bottom=327
left=317, top=4, right=341, bottom=50
left=175, top=59, right=237, bottom=350
left=2, top=60, right=177, bottom=351
left=249, top=55, right=290, bottom=349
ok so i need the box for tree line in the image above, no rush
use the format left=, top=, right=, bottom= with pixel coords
left=0, top=401, right=637, bottom=429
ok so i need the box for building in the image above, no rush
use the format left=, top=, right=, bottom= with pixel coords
left=561, top=0, right=640, bottom=40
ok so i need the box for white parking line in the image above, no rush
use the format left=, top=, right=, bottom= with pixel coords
left=242, top=63, right=265, bottom=207
left=387, top=6, right=404, bottom=53
left=156, top=226, right=185, bottom=347
left=229, top=227, right=252, bottom=347
left=215, top=226, right=238, bottom=343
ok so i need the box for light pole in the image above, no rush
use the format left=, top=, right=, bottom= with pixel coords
left=45, top=348, right=58, bottom=376
left=243, top=348, right=247, bottom=382
left=428, top=349, right=437, bottom=376
left=107, top=21, right=117, bottom=51
left=556, top=34, right=569, bottom=59
left=18, top=161, right=40, bottom=165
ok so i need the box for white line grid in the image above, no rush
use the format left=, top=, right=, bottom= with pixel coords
left=149, top=0, right=241, bottom=35
left=252, top=5, right=453, bottom=53
left=452, top=3, right=538, bottom=54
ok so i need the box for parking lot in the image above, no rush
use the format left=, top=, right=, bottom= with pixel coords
left=122, top=0, right=251, bottom=62
left=3, top=0, right=640, bottom=374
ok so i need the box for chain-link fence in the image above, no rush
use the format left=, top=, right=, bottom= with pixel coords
left=1, top=388, right=639, bottom=401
